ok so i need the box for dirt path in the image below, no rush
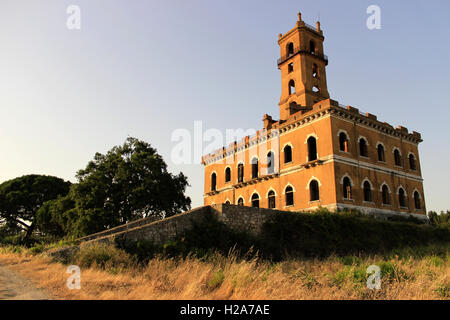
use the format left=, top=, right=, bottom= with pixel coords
left=0, top=263, right=51, bottom=300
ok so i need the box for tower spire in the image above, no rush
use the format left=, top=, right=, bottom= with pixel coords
left=277, top=13, right=330, bottom=120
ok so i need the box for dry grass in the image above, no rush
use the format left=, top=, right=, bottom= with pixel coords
left=0, top=245, right=448, bottom=300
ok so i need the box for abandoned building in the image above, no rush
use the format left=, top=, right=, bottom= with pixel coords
left=201, top=13, right=426, bottom=218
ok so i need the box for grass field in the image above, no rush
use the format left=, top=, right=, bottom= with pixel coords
left=1, top=210, right=448, bottom=300
left=0, top=242, right=448, bottom=300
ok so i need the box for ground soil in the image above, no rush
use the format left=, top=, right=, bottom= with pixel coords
left=0, top=261, right=51, bottom=300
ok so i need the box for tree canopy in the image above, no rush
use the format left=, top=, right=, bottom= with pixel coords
left=428, top=210, right=450, bottom=228
left=42, top=137, right=192, bottom=237
left=0, top=175, right=71, bottom=240
left=1, top=137, right=192, bottom=240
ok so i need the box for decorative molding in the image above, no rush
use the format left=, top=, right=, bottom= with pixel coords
left=392, top=146, right=402, bottom=155
left=333, top=154, right=422, bottom=182
left=266, top=187, right=277, bottom=198
left=340, top=173, right=354, bottom=186
left=358, top=135, right=369, bottom=146
left=304, top=133, right=319, bottom=144
left=282, top=183, right=296, bottom=193
left=379, top=181, right=392, bottom=193
left=396, top=185, right=407, bottom=196
left=376, top=141, right=385, bottom=149
left=412, top=188, right=422, bottom=199
left=360, top=177, right=374, bottom=190
left=337, top=129, right=349, bottom=139
left=249, top=190, right=261, bottom=202
left=306, top=176, right=321, bottom=189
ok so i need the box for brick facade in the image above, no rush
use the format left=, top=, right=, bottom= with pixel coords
left=202, top=13, right=426, bottom=219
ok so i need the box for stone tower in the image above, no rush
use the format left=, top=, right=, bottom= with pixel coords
left=277, top=12, right=330, bottom=120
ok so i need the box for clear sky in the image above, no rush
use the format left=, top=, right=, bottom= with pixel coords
left=1, top=0, right=449, bottom=212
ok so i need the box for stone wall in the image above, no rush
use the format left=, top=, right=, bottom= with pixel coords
left=76, top=214, right=163, bottom=243
left=211, top=203, right=285, bottom=234
left=78, top=204, right=428, bottom=248
left=80, top=204, right=280, bottom=247
left=81, top=206, right=212, bottom=246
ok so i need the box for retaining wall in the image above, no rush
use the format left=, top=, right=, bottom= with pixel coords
left=76, top=214, right=163, bottom=242
left=80, top=204, right=280, bottom=247
left=79, top=203, right=427, bottom=248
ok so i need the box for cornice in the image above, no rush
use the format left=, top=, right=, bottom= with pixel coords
left=203, top=103, right=422, bottom=166
left=329, top=105, right=422, bottom=145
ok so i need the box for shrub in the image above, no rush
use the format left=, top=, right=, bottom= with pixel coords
left=29, top=243, right=45, bottom=255
left=435, top=283, right=450, bottom=298
left=74, top=243, right=135, bottom=269
left=259, top=209, right=450, bottom=260
left=351, top=266, right=367, bottom=284
left=0, top=245, right=24, bottom=254
left=386, top=214, right=425, bottom=225
left=0, top=234, right=25, bottom=246
left=340, top=255, right=362, bottom=266
left=207, top=270, right=225, bottom=289
left=116, top=215, right=256, bottom=263
left=426, top=255, right=445, bottom=267
left=428, top=211, right=450, bottom=228
left=332, top=268, right=350, bottom=286
left=115, top=208, right=449, bottom=263
left=378, top=261, right=408, bottom=283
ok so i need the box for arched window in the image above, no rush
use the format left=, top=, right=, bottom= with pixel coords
left=309, top=180, right=320, bottom=201
left=251, top=193, right=260, bottom=208
left=381, top=185, right=390, bottom=205
left=309, top=40, right=316, bottom=55
left=237, top=163, right=244, bottom=183
left=288, top=62, right=294, bottom=73
left=211, top=173, right=216, bottom=191
left=414, top=191, right=421, bottom=209
left=237, top=197, right=244, bottom=206
left=377, top=144, right=385, bottom=162
left=409, top=154, right=416, bottom=170
left=343, top=177, right=352, bottom=199
left=359, top=138, right=368, bottom=157
left=285, top=186, right=294, bottom=206
left=251, top=157, right=258, bottom=179
left=287, top=42, right=294, bottom=56
left=225, top=167, right=231, bottom=183
left=312, top=64, right=319, bottom=78
left=284, top=145, right=292, bottom=163
left=307, top=136, right=317, bottom=161
left=398, top=188, right=406, bottom=207
left=224, top=200, right=231, bottom=205
left=288, top=79, right=296, bottom=95
left=394, top=149, right=402, bottom=166
left=268, top=190, right=276, bottom=209
left=363, top=181, right=372, bottom=202
left=339, top=132, right=349, bottom=152
left=267, top=152, right=274, bottom=174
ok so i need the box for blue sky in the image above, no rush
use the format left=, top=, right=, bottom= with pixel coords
left=0, top=0, right=449, bottom=212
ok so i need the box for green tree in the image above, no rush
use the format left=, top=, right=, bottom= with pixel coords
left=35, top=196, right=75, bottom=237
left=67, top=137, right=191, bottom=236
left=428, top=210, right=450, bottom=228
left=0, top=175, right=71, bottom=241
